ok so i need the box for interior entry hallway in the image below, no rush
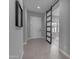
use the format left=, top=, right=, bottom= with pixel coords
left=9, top=0, right=70, bottom=59
left=23, top=0, right=70, bottom=59
left=23, top=38, right=69, bottom=59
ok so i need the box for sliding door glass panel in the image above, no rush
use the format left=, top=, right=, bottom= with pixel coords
left=47, top=22, right=51, bottom=26
left=47, top=11, right=51, bottom=16
left=47, top=37, right=51, bottom=42
left=47, top=17, right=51, bottom=21
left=47, top=28, right=51, bottom=31
left=47, top=32, right=51, bottom=36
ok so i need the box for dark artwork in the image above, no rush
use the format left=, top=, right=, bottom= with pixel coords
left=15, top=0, right=23, bottom=27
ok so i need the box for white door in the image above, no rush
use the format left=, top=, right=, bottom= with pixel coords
left=30, top=16, right=42, bottom=39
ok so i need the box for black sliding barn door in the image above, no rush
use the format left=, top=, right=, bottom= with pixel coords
left=46, top=0, right=59, bottom=44
left=46, top=7, right=52, bottom=44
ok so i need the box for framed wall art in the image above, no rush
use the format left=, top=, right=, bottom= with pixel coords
left=15, top=0, right=23, bottom=27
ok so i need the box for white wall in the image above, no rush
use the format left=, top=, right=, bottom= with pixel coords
left=59, top=0, right=70, bottom=56
left=9, top=0, right=23, bottom=59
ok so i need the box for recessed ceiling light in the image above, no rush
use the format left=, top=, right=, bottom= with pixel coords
left=37, top=6, right=40, bottom=9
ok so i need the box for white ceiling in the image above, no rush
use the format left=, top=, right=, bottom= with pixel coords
left=24, top=0, right=56, bottom=13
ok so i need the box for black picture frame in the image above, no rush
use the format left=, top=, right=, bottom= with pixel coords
left=15, top=0, right=23, bottom=27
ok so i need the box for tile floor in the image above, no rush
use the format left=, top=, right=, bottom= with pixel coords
left=22, top=38, right=69, bottom=59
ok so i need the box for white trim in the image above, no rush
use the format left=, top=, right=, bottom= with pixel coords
left=20, top=49, right=24, bottom=59
left=19, top=44, right=24, bottom=59
left=28, top=37, right=45, bottom=40
left=9, top=55, right=19, bottom=58
left=23, top=41, right=27, bottom=45
left=59, top=48, right=70, bottom=58
left=9, top=55, right=19, bottom=59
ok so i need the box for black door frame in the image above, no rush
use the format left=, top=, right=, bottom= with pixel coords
left=46, top=7, right=52, bottom=44
left=46, top=0, right=59, bottom=44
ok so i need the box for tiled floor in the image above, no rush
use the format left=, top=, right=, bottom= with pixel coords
left=23, top=38, right=69, bottom=59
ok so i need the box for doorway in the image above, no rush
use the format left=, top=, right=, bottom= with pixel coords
left=30, top=16, right=42, bottom=39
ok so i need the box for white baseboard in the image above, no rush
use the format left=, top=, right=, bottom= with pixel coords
left=20, top=49, right=24, bottom=59
left=28, top=37, right=45, bottom=40
left=23, top=41, right=27, bottom=45
left=9, top=55, right=19, bottom=59
left=59, top=48, right=70, bottom=58
left=19, top=44, right=24, bottom=59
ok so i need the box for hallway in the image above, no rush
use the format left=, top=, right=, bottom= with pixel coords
left=9, top=0, right=70, bottom=59
left=23, top=38, right=69, bottom=59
